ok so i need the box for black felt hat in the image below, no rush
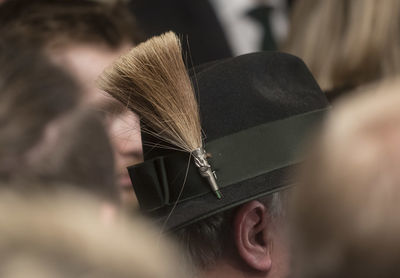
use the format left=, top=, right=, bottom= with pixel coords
left=127, top=51, right=329, bottom=230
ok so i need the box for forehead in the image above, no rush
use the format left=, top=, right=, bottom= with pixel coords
left=48, top=43, right=132, bottom=109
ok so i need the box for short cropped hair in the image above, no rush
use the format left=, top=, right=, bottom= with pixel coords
left=175, top=191, right=286, bottom=270
left=0, top=0, right=142, bottom=49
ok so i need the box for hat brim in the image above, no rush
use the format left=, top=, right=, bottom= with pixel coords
left=151, top=165, right=293, bottom=231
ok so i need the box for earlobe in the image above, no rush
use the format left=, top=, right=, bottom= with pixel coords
left=234, top=200, right=272, bottom=272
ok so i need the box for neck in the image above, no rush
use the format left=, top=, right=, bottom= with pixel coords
left=199, top=262, right=244, bottom=278
left=196, top=259, right=267, bottom=278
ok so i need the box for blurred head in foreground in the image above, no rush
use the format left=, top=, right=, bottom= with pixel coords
left=0, top=36, right=116, bottom=203
left=0, top=0, right=144, bottom=203
left=284, top=0, right=400, bottom=100
left=291, top=79, right=400, bottom=278
left=0, top=188, right=186, bottom=278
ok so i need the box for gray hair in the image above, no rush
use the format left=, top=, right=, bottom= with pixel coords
left=175, top=191, right=287, bottom=270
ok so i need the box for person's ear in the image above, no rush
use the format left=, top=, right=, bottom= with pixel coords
left=234, top=200, right=272, bottom=272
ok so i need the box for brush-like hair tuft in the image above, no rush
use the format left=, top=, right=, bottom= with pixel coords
left=98, top=31, right=202, bottom=152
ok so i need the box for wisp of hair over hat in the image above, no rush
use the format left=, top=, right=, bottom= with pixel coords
left=98, top=31, right=202, bottom=153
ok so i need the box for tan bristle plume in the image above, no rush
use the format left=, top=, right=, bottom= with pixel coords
left=98, top=31, right=222, bottom=200
left=97, top=31, right=202, bottom=152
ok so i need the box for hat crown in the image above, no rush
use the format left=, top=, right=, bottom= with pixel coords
left=194, top=52, right=328, bottom=142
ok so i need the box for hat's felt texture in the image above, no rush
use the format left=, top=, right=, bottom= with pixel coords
left=135, top=52, right=329, bottom=230
left=196, top=52, right=327, bottom=141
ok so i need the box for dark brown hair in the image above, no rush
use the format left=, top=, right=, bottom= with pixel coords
left=0, top=37, right=79, bottom=177
left=0, top=36, right=116, bottom=201
left=0, top=0, right=142, bottom=49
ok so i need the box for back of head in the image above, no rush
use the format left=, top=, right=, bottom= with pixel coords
left=0, top=36, right=79, bottom=179
left=0, top=188, right=186, bottom=278
left=0, top=36, right=116, bottom=201
left=291, top=79, right=400, bottom=278
left=23, top=109, right=116, bottom=200
left=284, top=0, right=400, bottom=94
left=0, top=0, right=141, bottom=50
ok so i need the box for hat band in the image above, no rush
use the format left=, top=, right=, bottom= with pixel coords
left=128, top=109, right=326, bottom=211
